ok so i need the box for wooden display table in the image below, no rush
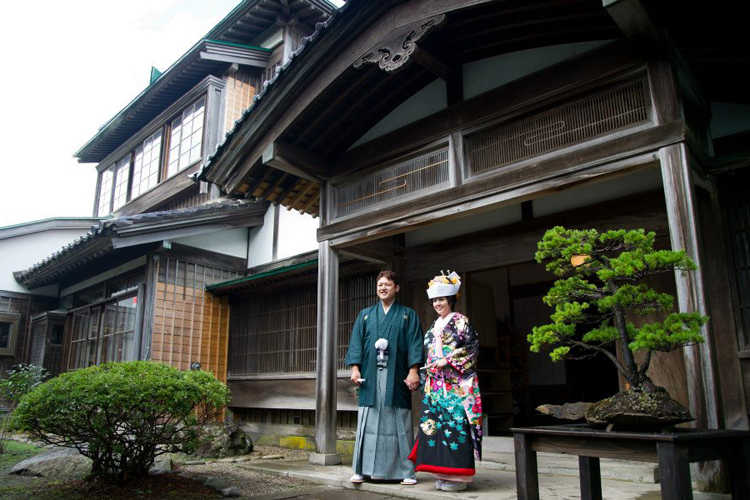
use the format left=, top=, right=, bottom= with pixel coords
left=511, top=425, right=750, bottom=500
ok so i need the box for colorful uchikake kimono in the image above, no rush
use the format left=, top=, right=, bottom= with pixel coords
left=409, top=311, right=483, bottom=480
left=345, top=301, right=424, bottom=480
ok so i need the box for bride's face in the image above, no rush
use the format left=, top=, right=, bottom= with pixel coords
left=432, top=297, right=452, bottom=318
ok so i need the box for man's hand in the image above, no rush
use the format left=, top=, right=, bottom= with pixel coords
left=404, top=367, right=420, bottom=392
left=350, top=366, right=362, bottom=386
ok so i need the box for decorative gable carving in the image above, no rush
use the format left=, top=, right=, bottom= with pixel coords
left=353, top=14, right=447, bottom=73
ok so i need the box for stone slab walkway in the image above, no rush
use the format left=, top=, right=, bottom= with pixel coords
left=237, top=459, right=730, bottom=500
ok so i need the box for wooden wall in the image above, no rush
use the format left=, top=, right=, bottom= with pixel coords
left=224, top=69, right=257, bottom=134
left=0, top=293, right=55, bottom=373
left=149, top=257, right=239, bottom=383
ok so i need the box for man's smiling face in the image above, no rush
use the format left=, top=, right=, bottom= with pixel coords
left=377, top=276, right=399, bottom=304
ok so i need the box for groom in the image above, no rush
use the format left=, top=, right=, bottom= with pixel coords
left=345, top=270, right=424, bottom=485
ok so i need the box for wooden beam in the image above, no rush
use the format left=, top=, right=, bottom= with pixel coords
left=338, top=239, right=403, bottom=265
left=606, top=0, right=709, bottom=113
left=285, top=179, right=316, bottom=210
left=321, top=121, right=683, bottom=242
left=207, top=0, right=497, bottom=193
left=328, top=153, right=659, bottom=249
left=658, top=142, right=721, bottom=432
left=199, top=51, right=268, bottom=68
left=411, top=48, right=455, bottom=82
left=401, top=189, right=668, bottom=280
left=602, top=0, right=660, bottom=49
left=262, top=141, right=329, bottom=181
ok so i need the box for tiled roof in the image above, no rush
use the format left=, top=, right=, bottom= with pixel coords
left=14, top=199, right=263, bottom=286
left=193, top=1, right=353, bottom=184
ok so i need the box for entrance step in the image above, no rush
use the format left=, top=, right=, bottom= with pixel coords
left=481, top=437, right=658, bottom=483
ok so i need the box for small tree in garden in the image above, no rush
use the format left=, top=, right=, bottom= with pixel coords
left=0, top=364, right=47, bottom=452
left=14, top=361, right=230, bottom=484
left=529, top=227, right=707, bottom=397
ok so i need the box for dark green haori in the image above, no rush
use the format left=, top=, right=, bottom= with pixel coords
left=345, top=301, right=424, bottom=408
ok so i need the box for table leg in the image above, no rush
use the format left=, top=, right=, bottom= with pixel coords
left=579, top=456, right=602, bottom=500
left=729, top=439, right=750, bottom=499
left=656, top=442, right=692, bottom=500
left=514, top=433, right=539, bottom=500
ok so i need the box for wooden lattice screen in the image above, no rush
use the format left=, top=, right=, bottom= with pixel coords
left=467, top=80, right=649, bottom=176
left=725, top=189, right=750, bottom=352
left=333, top=148, right=450, bottom=218
left=150, top=258, right=240, bottom=383
left=228, top=273, right=377, bottom=376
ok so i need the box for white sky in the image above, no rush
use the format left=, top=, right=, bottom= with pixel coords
left=0, top=0, right=345, bottom=228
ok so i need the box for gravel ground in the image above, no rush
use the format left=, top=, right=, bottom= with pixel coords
left=175, top=446, right=315, bottom=497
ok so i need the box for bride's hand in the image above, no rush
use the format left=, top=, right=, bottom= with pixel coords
left=427, top=358, right=448, bottom=370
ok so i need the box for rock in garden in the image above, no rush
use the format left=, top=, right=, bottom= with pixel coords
left=536, top=402, right=592, bottom=421
left=10, top=447, right=92, bottom=480
left=193, top=423, right=253, bottom=458
left=149, top=453, right=173, bottom=474
left=261, top=454, right=284, bottom=460
left=221, top=487, right=241, bottom=497
left=204, top=476, right=230, bottom=491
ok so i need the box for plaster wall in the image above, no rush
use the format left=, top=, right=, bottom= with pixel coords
left=462, top=40, right=613, bottom=100
left=351, top=79, right=447, bottom=148
left=247, top=206, right=276, bottom=267
left=277, top=209, right=318, bottom=260
left=247, top=205, right=318, bottom=267
left=174, top=228, right=249, bottom=258
left=0, top=229, right=93, bottom=296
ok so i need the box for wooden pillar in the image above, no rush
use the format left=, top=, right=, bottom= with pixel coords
left=311, top=180, right=342, bottom=465
left=659, top=142, right=721, bottom=430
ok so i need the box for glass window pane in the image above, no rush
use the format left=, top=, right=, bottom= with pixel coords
left=131, top=130, right=162, bottom=198
left=112, top=156, right=131, bottom=211
left=97, top=168, right=114, bottom=215
left=0, top=323, right=10, bottom=348
left=166, top=96, right=205, bottom=178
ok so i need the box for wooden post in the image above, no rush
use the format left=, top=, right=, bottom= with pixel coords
left=579, top=456, right=603, bottom=500
left=656, top=441, right=693, bottom=500
left=311, top=178, right=342, bottom=465
left=513, top=432, right=539, bottom=500
left=659, top=142, right=721, bottom=431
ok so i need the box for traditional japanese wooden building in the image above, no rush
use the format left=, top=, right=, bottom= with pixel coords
left=2, top=0, right=335, bottom=391
left=194, top=0, right=750, bottom=472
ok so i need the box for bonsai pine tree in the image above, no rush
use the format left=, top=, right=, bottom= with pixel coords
left=529, top=227, right=707, bottom=396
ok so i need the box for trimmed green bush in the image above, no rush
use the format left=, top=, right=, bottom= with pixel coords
left=14, top=361, right=230, bottom=484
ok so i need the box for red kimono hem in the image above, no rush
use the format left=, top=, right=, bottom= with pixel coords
left=408, top=439, right=476, bottom=476
left=415, top=464, right=476, bottom=476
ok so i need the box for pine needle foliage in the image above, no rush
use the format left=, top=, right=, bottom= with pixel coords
left=529, top=227, right=707, bottom=393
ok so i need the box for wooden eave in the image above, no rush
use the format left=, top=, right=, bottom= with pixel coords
left=75, top=0, right=334, bottom=164
left=198, top=0, right=622, bottom=216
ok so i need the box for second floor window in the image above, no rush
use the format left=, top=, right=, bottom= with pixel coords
left=167, top=97, right=205, bottom=178
left=95, top=95, right=207, bottom=215
left=98, top=168, right=114, bottom=215
left=112, top=156, right=131, bottom=211
left=131, top=130, right=162, bottom=198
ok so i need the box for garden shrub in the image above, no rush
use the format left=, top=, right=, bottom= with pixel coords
left=0, top=364, right=47, bottom=452
left=13, top=361, right=230, bottom=484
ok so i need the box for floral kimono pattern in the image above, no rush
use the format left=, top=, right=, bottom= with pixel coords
left=410, top=313, right=482, bottom=476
